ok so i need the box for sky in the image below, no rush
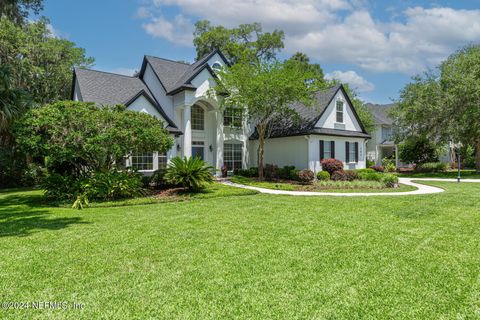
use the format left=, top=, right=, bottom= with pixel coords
left=41, top=0, right=480, bottom=104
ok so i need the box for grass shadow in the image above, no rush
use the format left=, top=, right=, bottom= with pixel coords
left=0, top=192, right=89, bottom=238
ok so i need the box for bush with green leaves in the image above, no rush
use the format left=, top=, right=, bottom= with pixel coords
left=382, top=158, right=396, bottom=173
left=398, top=136, right=439, bottom=165
left=234, top=167, right=258, bottom=178
left=164, top=157, right=215, bottom=191
left=316, top=171, right=330, bottom=181
left=297, top=169, right=314, bottom=185
left=415, top=162, right=448, bottom=173
left=357, top=170, right=383, bottom=182
left=381, top=173, right=399, bottom=188
left=277, top=165, right=296, bottom=180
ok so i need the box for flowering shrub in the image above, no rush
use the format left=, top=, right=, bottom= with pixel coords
left=320, top=158, right=344, bottom=176
left=344, top=170, right=359, bottom=181
left=297, top=169, right=315, bottom=184
left=331, top=170, right=348, bottom=181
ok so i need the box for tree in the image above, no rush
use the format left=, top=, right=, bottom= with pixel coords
left=0, top=65, right=30, bottom=145
left=13, top=101, right=174, bottom=177
left=0, top=17, right=94, bottom=105
left=398, top=135, right=439, bottom=164
left=285, top=52, right=325, bottom=85
left=393, top=45, right=480, bottom=171
left=211, top=59, right=319, bottom=179
left=193, top=20, right=284, bottom=63
left=0, top=0, right=43, bottom=25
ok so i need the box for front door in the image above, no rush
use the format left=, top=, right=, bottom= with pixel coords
left=192, top=141, right=204, bottom=160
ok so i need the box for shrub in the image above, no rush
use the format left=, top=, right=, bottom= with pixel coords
left=151, top=169, right=167, bottom=187
left=164, top=156, right=214, bottom=191
left=297, top=169, right=315, bottom=184
left=316, top=171, right=330, bottom=181
left=381, top=173, right=399, bottom=188
left=331, top=170, right=348, bottom=181
left=370, top=165, right=384, bottom=172
left=366, top=159, right=375, bottom=167
left=415, top=162, right=448, bottom=173
left=82, top=171, right=144, bottom=200
left=344, top=170, right=359, bottom=181
left=141, top=175, right=152, bottom=188
left=277, top=165, right=296, bottom=180
left=382, top=158, right=396, bottom=173
left=290, top=170, right=300, bottom=181
left=320, top=158, right=344, bottom=175
left=21, top=163, right=46, bottom=186
left=399, top=135, right=439, bottom=165
left=41, top=173, right=81, bottom=200
left=358, top=170, right=383, bottom=182
left=264, top=164, right=278, bottom=181
left=234, top=167, right=258, bottom=178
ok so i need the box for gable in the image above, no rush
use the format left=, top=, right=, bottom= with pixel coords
left=315, top=89, right=363, bottom=132
left=126, top=94, right=167, bottom=125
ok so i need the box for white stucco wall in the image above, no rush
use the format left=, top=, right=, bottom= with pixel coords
left=308, top=135, right=367, bottom=172
left=142, top=63, right=175, bottom=121
left=316, top=90, right=362, bottom=132
left=127, top=95, right=166, bottom=123
left=248, top=136, right=309, bottom=169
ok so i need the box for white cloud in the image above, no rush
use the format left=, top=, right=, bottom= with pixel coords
left=138, top=1, right=480, bottom=74
left=46, top=23, right=68, bottom=39
left=135, top=6, right=152, bottom=19
left=142, top=14, right=193, bottom=46
left=326, top=70, right=374, bottom=92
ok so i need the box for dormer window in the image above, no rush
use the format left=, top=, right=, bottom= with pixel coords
left=336, top=100, right=344, bottom=123
left=212, top=62, right=222, bottom=72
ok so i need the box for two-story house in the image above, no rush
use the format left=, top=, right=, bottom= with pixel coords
left=71, top=49, right=370, bottom=175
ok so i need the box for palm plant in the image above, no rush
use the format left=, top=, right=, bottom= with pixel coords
left=164, top=156, right=215, bottom=191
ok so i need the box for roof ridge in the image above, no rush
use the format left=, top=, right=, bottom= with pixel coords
left=145, top=55, right=191, bottom=66
left=75, top=67, right=138, bottom=79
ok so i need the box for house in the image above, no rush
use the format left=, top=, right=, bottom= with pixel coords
left=365, top=103, right=398, bottom=166
left=366, top=103, right=452, bottom=166
left=71, top=49, right=370, bottom=175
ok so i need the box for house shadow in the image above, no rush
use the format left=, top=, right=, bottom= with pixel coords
left=0, top=192, right=89, bottom=238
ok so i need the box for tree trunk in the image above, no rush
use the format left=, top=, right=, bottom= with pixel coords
left=475, top=141, right=480, bottom=173
left=257, top=123, right=266, bottom=180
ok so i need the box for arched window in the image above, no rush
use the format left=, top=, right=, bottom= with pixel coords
left=212, top=62, right=222, bottom=71
left=191, top=105, right=204, bottom=130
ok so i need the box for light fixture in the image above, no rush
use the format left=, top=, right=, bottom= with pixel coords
left=209, top=145, right=213, bottom=152
left=176, top=144, right=181, bottom=152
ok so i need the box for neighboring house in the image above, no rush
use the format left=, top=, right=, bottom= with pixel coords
left=366, top=103, right=452, bottom=166
left=72, top=49, right=370, bottom=175
left=365, top=103, right=398, bottom=166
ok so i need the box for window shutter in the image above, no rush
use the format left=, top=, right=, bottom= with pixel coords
left=331, top=141, right=335, bottom=159
left=345, top=142, right=350, bottom=163
left=355, top=142, right=359, bottom=163
left=319, top=140, right=324, bottom=160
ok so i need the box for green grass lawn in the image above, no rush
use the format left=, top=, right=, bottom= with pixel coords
left=230, top=175, right=418, bottom=193
left=399, top=169, right=480, bottom=179
left=1, top=182, right=480, bottom=319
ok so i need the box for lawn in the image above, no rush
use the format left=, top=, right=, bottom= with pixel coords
left=399, top=169, right=480, bottom=179
left=1, top=181, right=480, bottom=319
left=230, top=175, right=418, bottom=193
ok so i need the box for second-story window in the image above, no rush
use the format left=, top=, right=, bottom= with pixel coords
left=191, top=105, right=204, bottom=130
left=223, top=107, right=243, bottom=128
left=336, top=100, right=344, bottom=123
left=382, top=126, right=393, bottom=140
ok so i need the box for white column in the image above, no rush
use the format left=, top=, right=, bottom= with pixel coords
left=215, top=110, right=224, bottom=175
left=183, top=105, right=192, bottom=158
left=395, top=144, right=399, bottom=168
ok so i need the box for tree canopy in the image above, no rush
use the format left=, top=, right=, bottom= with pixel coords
left=392, top=45, right=480, bottom=170
left=0, top=18, right=94, bottom=105
left=193, top=20, right=284, bottom=63
left=0, top=0, right=43, bottom=25
left=13, top=101, right=174, bottom=177
left=211, top=58, right=320, bottom=179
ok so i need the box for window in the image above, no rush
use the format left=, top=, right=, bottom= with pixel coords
left=223, top=107, right=243, bottom=128
left=320, top=140, right=335, bottom=160
left=191, top=105, right=204, bottom=130
left=192, top=141, right=205, bottom=160
left=349, top=145, right=356, bottom=163
left=212, top=62, right=222, bottom=71
left=336, top=100, right=344, bottom=123
left=158, top=152, right=167, bottom=169
left=224, top=143, right=242, bottom=171
left=382, top=126, right=393, bottom=140
left=131, top=153, right=153, bottom=171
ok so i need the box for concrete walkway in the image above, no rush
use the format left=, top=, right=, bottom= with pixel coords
left=222, top=178, right=464, bottom=197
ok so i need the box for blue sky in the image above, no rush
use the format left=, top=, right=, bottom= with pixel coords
left=41, top=0, right=480, bottom=104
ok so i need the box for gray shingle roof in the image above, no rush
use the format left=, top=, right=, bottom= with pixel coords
left=144, top=50, right=224, bottom=94
left=366, top=103, right=395, bottom=125
left=73, top=68, right=180, bottom=133
left=250, top=84, right=370, bottom=139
